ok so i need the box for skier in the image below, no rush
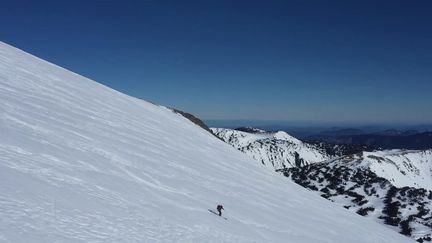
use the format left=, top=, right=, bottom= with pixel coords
left=216, top=204, right=224, bottom=216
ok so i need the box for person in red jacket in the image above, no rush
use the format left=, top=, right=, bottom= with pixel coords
left=216, top=204, right=224, bottom=216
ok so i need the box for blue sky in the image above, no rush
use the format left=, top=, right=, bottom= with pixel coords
left=1, top=0, right=431, bottom=125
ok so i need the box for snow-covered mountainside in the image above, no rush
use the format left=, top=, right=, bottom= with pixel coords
left=349, top=150, right=432, bottom=190
left=211, top=128, right=331, bottom=170
left=0, top=42, right=412, bottom=242
left=282, top=150, right=432, bottom=242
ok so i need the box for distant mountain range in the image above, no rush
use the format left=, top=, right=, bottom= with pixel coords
left=305, top=129, right=432, bottom=150
left=212, top=127, right=379, bottom=170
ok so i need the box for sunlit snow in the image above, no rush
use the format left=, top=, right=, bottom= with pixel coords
left=0, top=42, right=412, bottom=242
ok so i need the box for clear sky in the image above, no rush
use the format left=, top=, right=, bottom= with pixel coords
left=1, top=0, right=431, bottom=125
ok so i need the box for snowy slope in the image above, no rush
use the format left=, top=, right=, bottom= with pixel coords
left=351, top=150, right=432, bottom=190
left=211, top=128, right=330, bottom=170
left=0, top=42, right=412, bottom=242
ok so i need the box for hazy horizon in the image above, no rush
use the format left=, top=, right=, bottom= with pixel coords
left=205, top=119, right=432, bottom=129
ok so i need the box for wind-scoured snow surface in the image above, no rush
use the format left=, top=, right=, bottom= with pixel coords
left=0, top=42, right=412, bottom=242
left=211, top=128, right=330, bottom=170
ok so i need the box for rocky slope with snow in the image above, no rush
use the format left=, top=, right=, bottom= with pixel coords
left=353, top=150, right=432, bottom=190
left=211, top=128, right=331, bottom=170
left=282, top=150, right=432, bottom=242
left=306, top=140, right=378, bottom=157
left=0, top=42, right=413, bottom=242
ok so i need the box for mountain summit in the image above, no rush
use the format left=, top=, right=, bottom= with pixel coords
left=0, top=42, right=411, bottom=242
left=211, top=128, right=330, bottom=169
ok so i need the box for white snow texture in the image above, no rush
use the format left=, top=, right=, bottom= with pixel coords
left=0, top=42, right=413, bottom=242
left=211, top=128, right=330, bottom=170
left=341, top=150, right=432, bottom=190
